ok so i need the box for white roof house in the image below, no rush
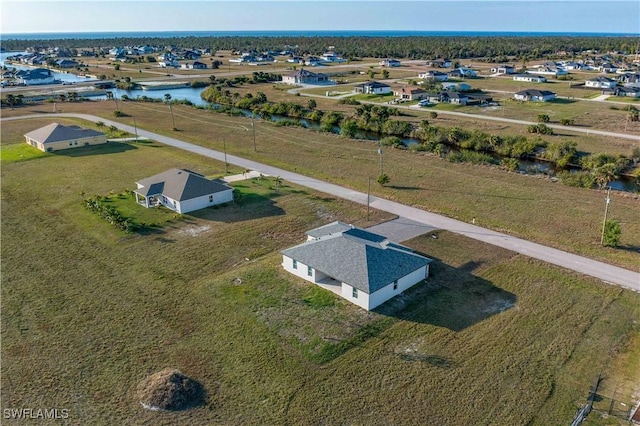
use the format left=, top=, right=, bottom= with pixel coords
left=281, top=221, right=432, bottom=310
left=281, top=69, right=330, bottom=85
left=513, top=74, right=547, bottom=83
left=134, top=168, right=233, bottom=214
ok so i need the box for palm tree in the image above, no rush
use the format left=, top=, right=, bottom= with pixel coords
left=96, top=121, right=105, bottom=132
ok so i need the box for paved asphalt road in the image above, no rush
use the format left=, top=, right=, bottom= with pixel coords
left=3, top=113, right=639, bottom=291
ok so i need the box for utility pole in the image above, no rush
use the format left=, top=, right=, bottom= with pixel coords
left=600, top=187, right=611, bottom=246
left=132, top=115, right=139, bottom=141
left=223, top=138, right=229, bottom=174
left=168, top=103, right=176, bottom=129
left=367, top=177, right=371, bottom=221
left=251, top=118, right=257, bottom=152
left=378, top=140, right=383, bottom=176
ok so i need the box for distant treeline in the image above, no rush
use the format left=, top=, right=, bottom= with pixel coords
left=3, top=36, right=637, bottom=61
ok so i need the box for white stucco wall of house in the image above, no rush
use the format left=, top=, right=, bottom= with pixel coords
left=341, top=283, right=370, bottom=310
left=367, top=265, right=428, bottom=310
left=177, top=188, right=233, bottom=213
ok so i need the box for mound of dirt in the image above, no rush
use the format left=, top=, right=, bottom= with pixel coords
left=137, top=368, right=205, bottom=411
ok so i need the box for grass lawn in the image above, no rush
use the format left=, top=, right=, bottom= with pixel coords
left=2, top=125, right=639, bottom=424
left=0, top=143, right=50, bottom=164
left=2, top=102, right=638, bottom=272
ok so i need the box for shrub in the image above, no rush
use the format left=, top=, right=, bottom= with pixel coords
left=556, top=170, right=596, bottom=189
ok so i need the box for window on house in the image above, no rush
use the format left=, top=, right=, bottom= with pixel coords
left=209, top=195, right=214, bottom=202
left=393, top=281, right=398, bottom=290
left=292, top=260, right=297, bottom=269
left=352, top=288, right=358, bottom=298
left=307, top=266, right=312, bottom=277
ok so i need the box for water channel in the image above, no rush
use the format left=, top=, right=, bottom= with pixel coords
left=2, top=52, right=636, bottom=192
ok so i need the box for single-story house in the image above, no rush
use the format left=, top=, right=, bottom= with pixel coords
left=514, top=73, right=547, bottom=83
left=618, top=73, right=640, bottom=84
left=585, top=76, right=617, bottom=89
left=533, top=67, right=568, bottom=77
left=491, top=65, right=515, bottom=74
left=321, top=52, right=346, bottom=63
left=440, top=91, right=469, bottom=105
left=514, top=89, right=556, bottom=102
left=24, top=123, right=107, bottom=152
left=282, top=69, right=330, bottom=85
left=181, top=61, right=207, bottom=69
left=281, top=221, right=432, bottom=310
left=134, top=168, right=233, bottom=214
left=379, top=59, right=401, bottom=67
left=56, top=59, right=79, bottom=68
left=441, top=82, right=472, bottom=91
left=394, top=86, right=428, bottom=100
left=606, top=86, right=640, bottom=98
left=426, top=58, right=451, bottom=68
left=353, top=81, right=391, bottom=95
left=419, top=70, right=449, bottom=81
left=448, top=67, right=477, bottom=78
left=15, top=68, right=55, bottom=85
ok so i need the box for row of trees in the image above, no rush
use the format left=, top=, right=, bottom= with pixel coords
left=3, top=36, right=635, bottom=61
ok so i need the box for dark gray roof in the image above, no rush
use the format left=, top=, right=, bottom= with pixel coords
left=515, top=89, right=555, bottom=97
left=135, top=168, right=232, bottom=201
left=357, top=81, right=391, bottom=89
left=283, top=223, right=431, bottom=294
left=24, top=123, right=105, bottom=144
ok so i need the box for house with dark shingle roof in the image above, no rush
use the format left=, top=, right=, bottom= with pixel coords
left=281, top=221, right=432, bottom=310
left=134, top=168, right=233, bottom=214
left=353, top=81, right=391, bottom=95
left=514, top=89, right=556, bottom=102
left=24, top=123, right=107, bottom=152
left=585, top=76, right=617, bottom=89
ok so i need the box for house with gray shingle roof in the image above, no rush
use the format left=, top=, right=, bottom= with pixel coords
left=134, top=168, right=233, bottom=214
left=514, top=89, right=556, bottom=102
left=282, top=221, right=432, bottom=310
left=24, top=123, right=107, bottom=152
left=353, top=81, right=391, bottom=95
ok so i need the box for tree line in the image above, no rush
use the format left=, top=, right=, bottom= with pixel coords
left=3, top=36, right=636, bottom=61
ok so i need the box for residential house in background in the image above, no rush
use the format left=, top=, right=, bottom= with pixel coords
left=14, top=68, right=55, bottom=85
left=281, top=221, right=432, bottom=310
left=426, top=58, right=451, bottom=68
left=513, top=74, right=547, bottom=83
left=353, top=81, right=392, bottom=95
left=24, top=123, right=107, bottom=152
left=379, top=59, right=401, bottom=67
left=419, top=70, right=449, bottom=81
left=514, top=89, right=557, bottom=102
left=181, top=61, right=207, bottom=70
left=585, top=76, right=617, bottom=89
left=134, top=168, right=233, bottom=214
left=394, top=85, right=428, bottom=100
left=282, top=69, right=330, bottom=85
left=441, top=82, right=472, bottom=91
left=490, top=65, right=515, bottom=74
left=56, top=59, right=79, bottom=68
left=448, top=67, right=477, bottom=78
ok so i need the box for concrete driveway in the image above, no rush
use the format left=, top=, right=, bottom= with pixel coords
left=366, top=217, right=437, bottom=243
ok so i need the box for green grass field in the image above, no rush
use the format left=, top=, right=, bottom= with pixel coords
left=1, top=116, right=639, bottom=424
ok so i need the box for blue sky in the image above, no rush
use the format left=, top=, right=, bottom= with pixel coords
left=1, top=1, right=639, bottom=34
